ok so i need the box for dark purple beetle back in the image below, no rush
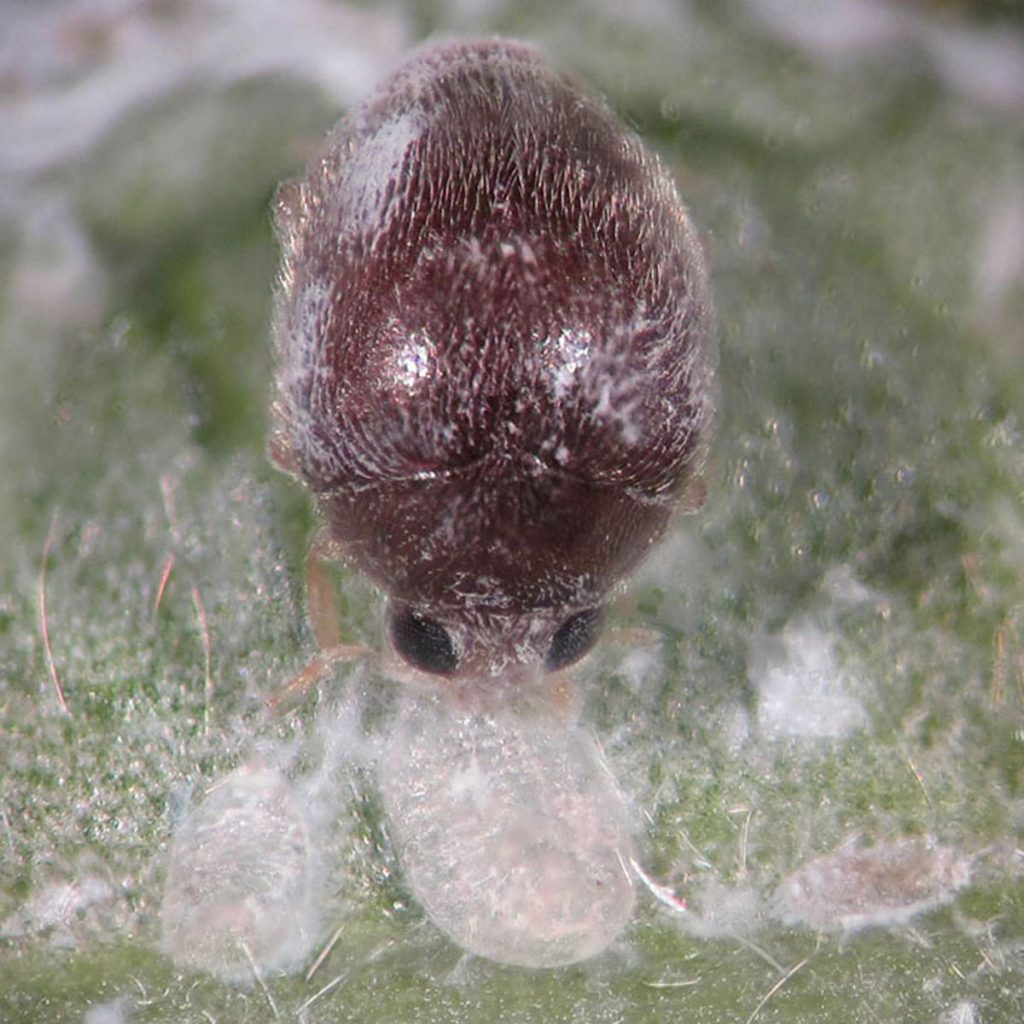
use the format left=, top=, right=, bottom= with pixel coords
left=273, top=39, right=713, bottom=623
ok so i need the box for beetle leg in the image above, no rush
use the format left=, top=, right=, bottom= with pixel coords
left=267, top=530, right=372, bottom=711
left=267, top=643, right=373, bottom=712
left=306, top=530, right=344, bottom=652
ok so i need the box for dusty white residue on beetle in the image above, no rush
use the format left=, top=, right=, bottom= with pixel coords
left=547, top=324, right=593, bottom=400
left=339, top=109, right=424, bottom=239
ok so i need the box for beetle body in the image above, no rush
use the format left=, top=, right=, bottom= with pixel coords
left=273, top=39, right=713, bottom=682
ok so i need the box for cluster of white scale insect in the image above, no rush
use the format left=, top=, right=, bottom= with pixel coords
left=160, top=695, right=637, bottom=979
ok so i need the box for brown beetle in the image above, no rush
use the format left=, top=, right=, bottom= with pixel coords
left=271, top=38, right=713, bottom=688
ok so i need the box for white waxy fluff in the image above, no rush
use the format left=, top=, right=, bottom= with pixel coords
left=378, top=696, right=636, bottom=968
left=160, top=765, right=318, bottom=983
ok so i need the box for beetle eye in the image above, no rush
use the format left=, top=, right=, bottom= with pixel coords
left=389, top=608, right=458, bottom=675
left=545, top=608, right=604, bottom=672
